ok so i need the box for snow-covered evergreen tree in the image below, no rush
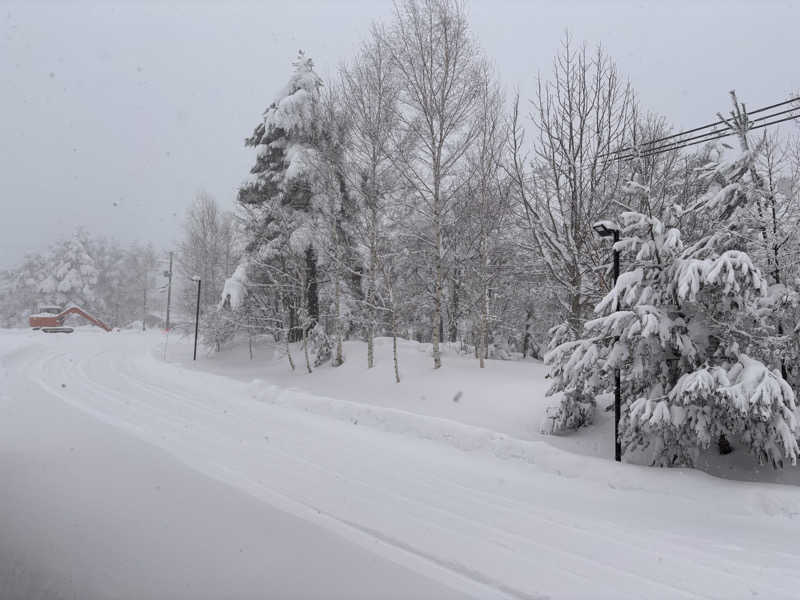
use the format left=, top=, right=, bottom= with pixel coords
left=226, top=51, right=325, bottom=342
left=546, top=108, right=799, bottom=468
left=37, top=230, right=100, bottom=309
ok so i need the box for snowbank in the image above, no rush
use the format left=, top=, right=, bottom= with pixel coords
left=245, top=378, right=800, bottom=519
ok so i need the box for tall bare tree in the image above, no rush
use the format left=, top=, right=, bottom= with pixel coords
left=385, top=0, right=484, bottom=368
left=179, top=191, right=237, bottom=314
left=462, top=65, right=508, bottom=367
left=341, top=24, right=401, bottom=369
left=511, top=34, right=633, bottom=335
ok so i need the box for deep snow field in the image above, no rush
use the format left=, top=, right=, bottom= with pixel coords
left=175, top=330, right=800, bottom=486
left=2, top=327, right=800, bottom=599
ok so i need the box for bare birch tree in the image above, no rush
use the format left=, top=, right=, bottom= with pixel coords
left=341, top=24, right=401, bottom=369
left=179, top=191, right=237, bottom=313
left=510, top=34, right=633, bottom=336
left=462, top=65, right=508, bottom=367
left=385, top=0, right=484, bottom=368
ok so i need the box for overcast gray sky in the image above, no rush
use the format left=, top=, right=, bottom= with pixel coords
left=1, top=0, right=798, bottom=268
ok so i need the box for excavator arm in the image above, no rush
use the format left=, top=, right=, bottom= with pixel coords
left=58, top=306, right=112, bottom=331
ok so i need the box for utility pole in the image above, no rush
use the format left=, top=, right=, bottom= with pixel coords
left=164, top=251, right=173, bottom=332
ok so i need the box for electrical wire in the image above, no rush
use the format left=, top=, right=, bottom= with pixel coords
left=617, top=105, right=800, bottom=160
left=602, top=97, right=800, bottom=161
left=613, top=112, right=800, bottom=162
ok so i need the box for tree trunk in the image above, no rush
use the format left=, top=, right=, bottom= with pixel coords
left=522, top=308, right=532, bottom=358
left=449, top=270, right=459, bottom=343
left=390, top=292, right=400, bottom=383
left=303, top=326, right=312, bottom=374
left=432, top=177, right=442, bottom=369
left=305, top=245, right=319, bottom=329
left=480, top=239, right=488, bottom=369
left=286, top=327, right=295, bottom=371
left=288, top=303, right=301, bottom=343
left=334, top=258, right=343, bottom=367
left=367, top=206, right=377, bottom=369
left=568, top=269, right=583, bottom=335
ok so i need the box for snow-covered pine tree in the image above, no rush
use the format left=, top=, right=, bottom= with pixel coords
left=230, top=51, right=324, bottom=342
left=546, top=105, right=799, bottom=468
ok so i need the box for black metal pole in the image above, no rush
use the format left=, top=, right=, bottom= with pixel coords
left=193, top=279, right=201, bottom=361
left=612, top=230, right=621, bottom=463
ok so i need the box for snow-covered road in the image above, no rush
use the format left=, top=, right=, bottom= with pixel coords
left=3, top=330, right=800, bottom=599
left=0, top=335, right=469, bottom=600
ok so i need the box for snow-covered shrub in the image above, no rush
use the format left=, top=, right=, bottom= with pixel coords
left=201, top=309, right=237, bottom=352
left=546, top=137, right=800, bottom=468
left=545, top=321, right=606, bottom=430
left=488, top=340, right=513, bottom=361
left=309, top=325, right=332, bottom=367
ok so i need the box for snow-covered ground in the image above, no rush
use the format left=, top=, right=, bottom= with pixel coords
left=3, top=328, right=800, bottom=599
left=173, top=332, right=800, bottom=486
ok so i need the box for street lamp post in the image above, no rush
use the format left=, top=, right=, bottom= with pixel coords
left=593, top=221, right=621, bottom=463
left=191, top=276, right=201, bottom=361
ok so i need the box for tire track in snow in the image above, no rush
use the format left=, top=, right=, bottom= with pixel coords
left=110, top=348, right=800, bottom=596
left=59, top=344, right=799, bottom=598
left=97, top=353, right=720, bottom=598
left=28, top=346, right=527, bottom=600
left=19, top=337, right=800, bottom=600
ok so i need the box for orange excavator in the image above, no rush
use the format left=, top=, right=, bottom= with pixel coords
left=29, top=305, right=111, bottom=333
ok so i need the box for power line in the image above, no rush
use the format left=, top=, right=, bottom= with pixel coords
left=603, top=96, right=799, bottom=158
left=616, top=111, right=800, bottom=161
left=619, top=104, right=800, bottom=160
left=603, top=96, right=800, bottom=161
left=616, top=105, right=800, bottom=160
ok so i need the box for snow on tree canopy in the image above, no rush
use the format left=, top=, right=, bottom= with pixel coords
left=38, top=232, right=99, bottom=307
left=239, top=50, right=322, bottom=206
left=264, top=52, right=322, bottom=136
left=220, top=262, right=248, bottom=310
left=546, top=136, right=800, bottom=469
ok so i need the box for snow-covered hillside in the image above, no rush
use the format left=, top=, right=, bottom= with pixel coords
left=3, top=328, right=800, bottom=599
